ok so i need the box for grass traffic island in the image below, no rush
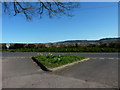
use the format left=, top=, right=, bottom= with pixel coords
left=32, top=53, right=87, bottom=71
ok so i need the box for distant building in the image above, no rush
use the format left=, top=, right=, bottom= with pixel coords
left=6, top=43, right=10, bottom=49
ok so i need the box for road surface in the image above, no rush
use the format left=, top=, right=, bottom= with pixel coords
left=2, top=52, right=119, bottom=88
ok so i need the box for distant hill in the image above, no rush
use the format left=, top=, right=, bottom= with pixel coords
left=57, top=40, right=97, bottom=43
left=57, top=37, right=120, bottom=43
left=98, top=38, right=120, bottom=42
left=1, top=37, right=120, bottom=52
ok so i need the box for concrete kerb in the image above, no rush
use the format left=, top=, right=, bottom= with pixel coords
left=32, top=57, right=90, bottom=72
left=32, top=57, right=51, bottom=71
left=51, top=58, right=90, bottom=71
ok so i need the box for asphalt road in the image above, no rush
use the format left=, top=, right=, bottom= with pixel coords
left=2, top=52, right=119, bottom=88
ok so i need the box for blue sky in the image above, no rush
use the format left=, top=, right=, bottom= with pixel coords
left=2, top=2, right=118, bottom=43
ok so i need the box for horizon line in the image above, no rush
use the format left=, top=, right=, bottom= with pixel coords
left=1, top=37, right=119, bottom=43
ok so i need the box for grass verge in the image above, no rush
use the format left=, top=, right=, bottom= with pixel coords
left=33, top=53, right=86, bottom=68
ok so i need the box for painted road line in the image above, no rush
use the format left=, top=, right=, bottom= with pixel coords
left=91, top=58, right=97, bottom=59
left=90, top=58, right=119, bottom=60
left=2, top=57, right=31, bottom=59
left=108, top=58, right=114, bottom=60
left=99, top=58, right=105, bottom=59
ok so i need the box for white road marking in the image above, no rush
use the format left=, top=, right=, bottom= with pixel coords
left=2, top=57, right=32, bottom=59
left=90, top=57, right=119, bottom=60
left=91, top=58, right=96, bottom=59
left=108, top=58, right=114, bottom=60
left=2, top=57, right=119, bottom=60
left=99, top=58, right=105, bottom=59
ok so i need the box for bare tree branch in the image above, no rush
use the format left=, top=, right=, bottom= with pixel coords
left=3, top=1, right=80, bottom=20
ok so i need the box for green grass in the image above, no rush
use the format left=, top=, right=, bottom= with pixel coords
left=33, top=53, right=86, bottom=68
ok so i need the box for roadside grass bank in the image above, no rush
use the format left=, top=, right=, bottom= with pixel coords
left=32, top=53, right=86, bottom=69
left=2, top=47, right=120, bottom=52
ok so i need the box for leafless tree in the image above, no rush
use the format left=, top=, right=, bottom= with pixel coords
left=3, top=1, right=80, bottom=20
